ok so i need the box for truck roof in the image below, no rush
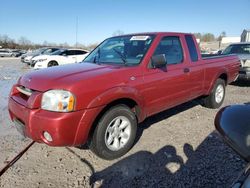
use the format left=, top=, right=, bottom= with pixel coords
left=113, top=32, right=192, bottom=37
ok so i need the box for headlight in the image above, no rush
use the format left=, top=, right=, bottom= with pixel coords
left=41, top=90, right=76, bottom=112
left=37, top=58, right=47, bottom=62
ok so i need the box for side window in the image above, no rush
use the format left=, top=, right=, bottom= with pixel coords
left=66, top=50, right=76, bottom=56
left=51, top=48, right=58, bottom=53
left=153, top=36, right=183, bottom=65
left=46, top=49, right=52, bottom=53
left=185, top=35, right=198, bottom=62
left=63, top=50, right=70, bottom=56
left=60, top=50, right=67, bottom=55
left=75, top=50, right=87, bottom=55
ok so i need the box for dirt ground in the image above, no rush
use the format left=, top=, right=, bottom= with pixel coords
left=0, top=58, right=249, bottom=188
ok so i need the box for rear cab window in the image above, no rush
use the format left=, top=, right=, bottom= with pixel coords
left=185, top=35, right=198, bottom=62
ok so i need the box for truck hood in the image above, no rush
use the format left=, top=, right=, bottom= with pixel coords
left=19, top=63, right=123, bottom=92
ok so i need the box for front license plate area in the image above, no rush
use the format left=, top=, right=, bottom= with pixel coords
left=13, top=119, right=26, bottom=137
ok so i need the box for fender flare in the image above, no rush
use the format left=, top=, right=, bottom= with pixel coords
left=73, top=86, right=146, bottom=145
left=206, top=69, right=228, bottom=95
left=87, top=86, right=145, bottom=119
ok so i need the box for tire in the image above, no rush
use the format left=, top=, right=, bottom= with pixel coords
left=48, top=61, right=58, bottom=67
left=203, top=78, right=225, bottom=109
left=90, top=105, right=137, bottom=160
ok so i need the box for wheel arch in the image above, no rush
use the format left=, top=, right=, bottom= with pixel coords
left=75, top=86, right=146, bottom=146
left=87, top=97, right=141, bottom=142
left=218, top=73, right=228, bottom=85
left=206, top=71, right=228, bottom=95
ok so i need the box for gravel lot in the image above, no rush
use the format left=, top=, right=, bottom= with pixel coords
left=0, top=58, right=249, bottom=187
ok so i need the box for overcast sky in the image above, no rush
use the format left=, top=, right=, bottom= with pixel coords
left=0, top=0, right=249, bottom=45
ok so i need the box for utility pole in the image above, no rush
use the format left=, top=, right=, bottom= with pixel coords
left=76, top=16, right=78, bottom=48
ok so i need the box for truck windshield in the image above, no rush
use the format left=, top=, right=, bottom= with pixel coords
left=83, top=35, right=155, bottom=65
left=222, top=44, right=250, bottom=55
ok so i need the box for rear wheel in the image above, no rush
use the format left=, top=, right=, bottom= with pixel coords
left=47, top=61, right=58, bottom=67
left=203, top=78, right=225, bottom=109
left=90, top=105, right=137, bottom=160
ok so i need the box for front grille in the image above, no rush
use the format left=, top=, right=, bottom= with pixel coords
left=12, top=86, right=41, bottom=108
left=16, top=86, right=33, bottom=96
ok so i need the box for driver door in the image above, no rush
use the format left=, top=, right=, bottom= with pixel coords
left=143, top=35, right=191, bottom=116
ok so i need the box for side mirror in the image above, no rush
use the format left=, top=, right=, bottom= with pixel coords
left=215, top=104, right=250, bottom=162
left=217, top=50, right=222, bottom=55
left=151, top=54, right=167, bottom=68
left=62, top=53, right=67, bottom=56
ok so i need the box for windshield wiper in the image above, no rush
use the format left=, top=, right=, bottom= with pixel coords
left=112, top=48, right=127, bottom=64
left=93, top=48, right=101, bottom=64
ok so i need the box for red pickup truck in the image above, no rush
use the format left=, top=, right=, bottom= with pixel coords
left=8, top=32, right=240, bottom=159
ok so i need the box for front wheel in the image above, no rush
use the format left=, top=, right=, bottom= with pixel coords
left=203, top=78, right=226, bottom=109
left=90, top=105, right=137, bottom=160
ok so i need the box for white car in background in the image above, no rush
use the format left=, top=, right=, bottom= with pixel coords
left=21, top=47, right=60, bottom=64
left=31, top=49, right=89, bottom=69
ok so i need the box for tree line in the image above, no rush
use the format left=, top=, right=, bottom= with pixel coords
left=193, top=31, right=226, bottom=42
left=0, top=31, right=227, bottom=50
left=0, top=34, right=98, bottom=50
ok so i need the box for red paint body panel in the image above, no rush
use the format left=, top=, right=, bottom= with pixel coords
left=8, top=97, right=102, bottom=146
left=8, top=32, right=240, bottom=147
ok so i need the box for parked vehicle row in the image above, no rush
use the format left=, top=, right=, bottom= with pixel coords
left=8, top=32, right=240, bottom=160
left=21, top=47, right=89, bottom=69
left=21, top=47, right=60, bottom=64
left=31, top=49, right=89, bottom=69
left=0, top=49, right=26, bottom=57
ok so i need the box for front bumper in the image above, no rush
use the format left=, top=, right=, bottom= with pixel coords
left=238, top=67, right=250, bottom=80
left=8, top=97, right=102, bottom=146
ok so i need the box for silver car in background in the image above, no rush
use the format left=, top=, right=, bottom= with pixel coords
left=0, top=49, right=14, bottom=57
left=222, top=42, right=250, bottom=80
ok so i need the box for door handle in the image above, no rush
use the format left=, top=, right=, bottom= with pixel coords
left=183, top=68, right=190, bottom=73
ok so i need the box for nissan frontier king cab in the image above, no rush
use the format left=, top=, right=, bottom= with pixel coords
left=8, top=32, right=240, bottom=159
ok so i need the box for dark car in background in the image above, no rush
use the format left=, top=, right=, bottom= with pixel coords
left=21, top=47, right=60, bottom=64
left=222, top=42, right=250, bottom=79
left=11, top=49, right=26, bottom=57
